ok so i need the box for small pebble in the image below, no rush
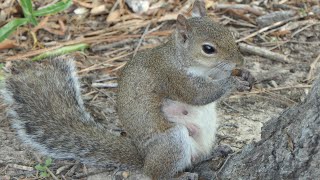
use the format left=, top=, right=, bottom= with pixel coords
left=125, top=0, right=150, bottom=13
left=122, top=171, right=130, bottom=178
left=255, top=84, right=263, bottom=89
left=19, top=36, right=27, bottom=41
left=312, top=5, right=320, bottom=16
left=74, top=7, right=88, bottom=15
left=269, top=80, right=278, bottom=88
left=224, top=115, right=232, bottom=120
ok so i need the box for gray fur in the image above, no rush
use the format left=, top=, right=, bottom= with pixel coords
left=117, top=5, right=248, bottom=179
left=2, top=57, right=143, bottom=168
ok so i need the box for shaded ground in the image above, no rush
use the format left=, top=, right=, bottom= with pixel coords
left=0, top=0, right=320, bottom=179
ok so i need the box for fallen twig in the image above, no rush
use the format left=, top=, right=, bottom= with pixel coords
left=3, top=30, right=172, bottom=62
left=239, top=43, right=289, bottom=63
left=2, top=45, right=63, bottom=61
left=91, top=82, right=118, bottom=88
left=230, top=85, right=312, bottom=98
left=305, top=54, right=320, bottom=83
left=56, top=164, right=73, bottom=175
left=236, top=15, right=303, bottom=43
left=8, top=164, right=34, bottom=171
left=65, top=161, right=80, bottom=176
left=78, top=52, right=132, bottom=73
left=32, top=16, right=50, bottom=33
left=229, top=85, right=312, bottom=107
left=222, top=15, right=257, bottom=28
left=72, top=0, right=94, bottom=8
left=133, top=23, right=150, bottom=57
left=91, top=39, right=134, bottom=52
left=46, top=167, right=59, bottom=180
left=291, top=21, right=320, bottom=37
left=215, top=4, right=264, bottom=16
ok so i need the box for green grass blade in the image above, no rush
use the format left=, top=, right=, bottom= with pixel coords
left=35, top=164, right=46, bottom=171
left=45, top=158, right=52, bottom=167
left=34, top=0, right=73, bottom=17
left=19, top=0, right=37, bottom=25
left=32, top=43, right=89, bottom=61
left=0, top=18, right=29, bottom=42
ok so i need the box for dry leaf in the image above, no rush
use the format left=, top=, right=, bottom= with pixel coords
left=107, top=10, right=121, bottom=23
left=205, top=0, right=215, bottom=9
left=91, top=5, right=106, bottom=15
left=270, top=30, right=291, bottom=37
left=0, top=39, right=16, bottom=50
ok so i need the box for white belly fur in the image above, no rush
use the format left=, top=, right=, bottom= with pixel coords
left=162, top=99, right=218, bottom=161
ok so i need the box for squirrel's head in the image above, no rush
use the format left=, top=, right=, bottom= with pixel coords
left=175, top=0, right=244, bottom=68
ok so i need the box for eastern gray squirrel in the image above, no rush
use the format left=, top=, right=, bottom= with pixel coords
left=2, top=1, right=255, bottom=179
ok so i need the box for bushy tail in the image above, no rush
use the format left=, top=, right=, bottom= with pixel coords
left=2, top=56, right=142, bottom=168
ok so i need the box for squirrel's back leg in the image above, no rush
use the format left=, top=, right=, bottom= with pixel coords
left=142, top=125, right=194, bottom=178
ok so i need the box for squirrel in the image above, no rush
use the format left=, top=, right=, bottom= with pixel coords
left=1, top=1, right=255, bottom=179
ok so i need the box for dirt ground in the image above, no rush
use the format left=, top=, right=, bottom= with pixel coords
left=0, top=0, right=320, bottom=179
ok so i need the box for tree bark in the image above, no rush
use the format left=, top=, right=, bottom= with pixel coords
left=195, top=75, right=320, bottom=179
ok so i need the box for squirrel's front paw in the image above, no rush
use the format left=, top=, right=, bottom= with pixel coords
left=231, top=68, right=256, bottom=92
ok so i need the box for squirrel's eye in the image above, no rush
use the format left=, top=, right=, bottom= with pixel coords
left=202, top=44, right=216, bottom=54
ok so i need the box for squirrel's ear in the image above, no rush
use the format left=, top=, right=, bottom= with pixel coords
left=176, top=14, right=190, bottom=43
left=192, top=0, right=206, bottom=17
